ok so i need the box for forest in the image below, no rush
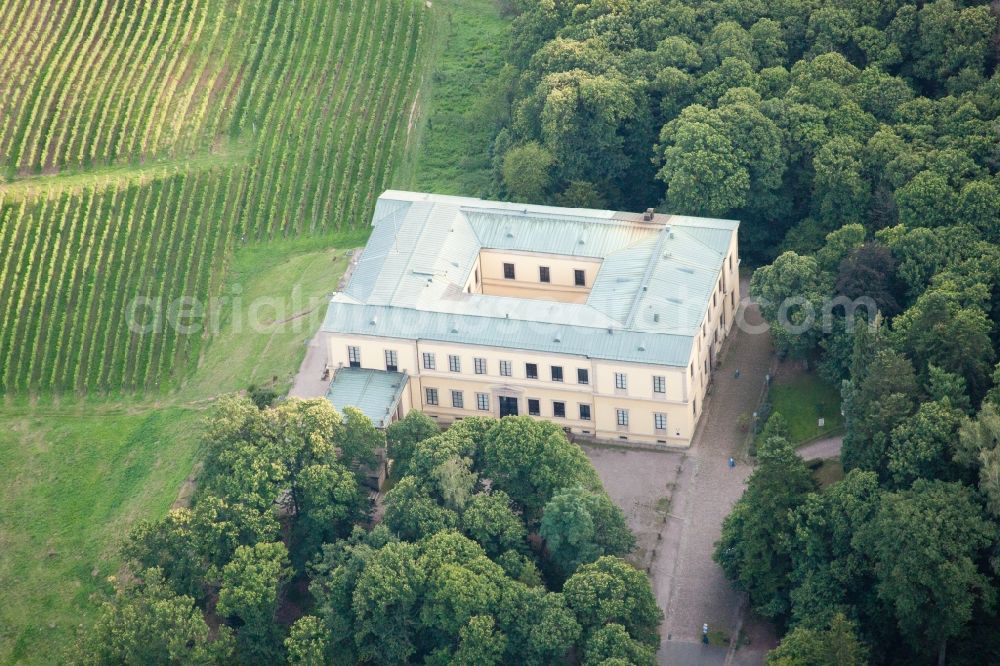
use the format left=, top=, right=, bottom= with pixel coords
left=483, top=0, right=1000, bottom=664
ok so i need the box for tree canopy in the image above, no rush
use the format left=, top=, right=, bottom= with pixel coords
left=81, top=403, right=653, bottom=665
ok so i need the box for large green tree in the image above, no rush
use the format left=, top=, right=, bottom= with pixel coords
left=857, top=480, right=997, bottom=661
left=716, top=433, right=816, bottom=620
left=385, top=410, right=440, bottom=477
left=217, top=541, right=292, bottom=662
left=563, top=556, right=663, bottom=648
left=540, top=485, right=635, bottom=577
left=480, top=416, right=599, bottom=519
left=80, top=569, right=233, bottom=665
left=788, top=470, right=882, bottom=631
left=767, top=613, right=868, bottom=666
left=462, top=490, right=528, bottom=558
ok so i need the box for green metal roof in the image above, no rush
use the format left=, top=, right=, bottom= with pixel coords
left=325, top=191, right=739, bottom=368
left=326, top=368, right=407, bottom=429
left=322, top=303, right=695, bottom=366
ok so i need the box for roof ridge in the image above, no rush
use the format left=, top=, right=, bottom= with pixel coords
left=462, top=204, right=655, bottom=228
left=385, top=203, right=436, bottom=303
left=623, top=227, right=673, bottom=328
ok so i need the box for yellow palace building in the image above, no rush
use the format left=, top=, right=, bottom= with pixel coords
left=320, top=190, right=739, bottom=448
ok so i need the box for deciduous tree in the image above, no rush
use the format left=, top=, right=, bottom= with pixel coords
left=80, top=569, right=233, bottom=665
left=715, top=435, right=815, bottom=620
left=540, top=485, right=635, bottom=577
left=563, top=556, right=663, bottom=647
left=857, top=480, right=997, bottom=661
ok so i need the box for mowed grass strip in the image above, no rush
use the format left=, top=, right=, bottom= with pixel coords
left=398, top=0, right=510, bottom=196
left=176, top=231, right=364, bottom=401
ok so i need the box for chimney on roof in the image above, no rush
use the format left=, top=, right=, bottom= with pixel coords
left=643, top=208, right=655, bottom=221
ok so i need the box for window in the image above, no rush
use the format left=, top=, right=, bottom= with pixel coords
left=616, top=409, right=629, bottom=427
left=347, top=346, right=361, bottom=368
left=475, top=268, right=479, bottom=284
left=448, top=354, right=461, bottom=373
left=525, top=363, right=538, bottom=379
left=653, top=376, right=666, bottom=394
left=690, top=362, right=694, bottom=377
left=574, top=269, right=586, bottom=286
left=579, top=404, right=591, bottom=420
left=539, top=266, right=550, bottom=283
left=654, top=413, right=667, bottom=430
left=503, top=263, right=515, bottom=279
left=452, top=390, right=464, bottom=408
left=553, top=401, right=566, bottom=418
left=422, top=352, right=436, bottom=370
left=500, top=360, right=512, bottom=377
left=384, top=349, right=398, bottom=372
left=528, top=399, right=541, bottom=416
left=615, top=372, right=628, bottom=390
left=474, top=357, right=487, bottom=374
left=693, top=399, right=697, bottom=415
left=476, top=393, right=490, bottom=411
left=425, top=388, right=439, bottom=405
left=551, top=366, right=563, bottom=382
left=577, top=368, right=589, bottom=385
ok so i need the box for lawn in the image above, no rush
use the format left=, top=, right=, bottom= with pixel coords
left=0, top=235, right=362, bottom=664
left=0, top=406, right=203, bottom=664
left=176, top=231, right=363, bottom=401
left=766, top=372, right=844, bottom=445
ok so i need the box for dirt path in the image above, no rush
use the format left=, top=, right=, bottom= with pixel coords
left=657, top=283, right=778, bottom=665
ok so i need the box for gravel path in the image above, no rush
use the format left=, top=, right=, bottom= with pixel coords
left=288, top=249, right=363, bottom=399
left=288, top=331, right=332, bottom=398
left=797, top=435, right=843, bottom=461
left=657, top=286, right=778, bottom=665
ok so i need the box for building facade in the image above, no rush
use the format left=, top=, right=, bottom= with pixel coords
left=321, top=191, right=739, bottom=448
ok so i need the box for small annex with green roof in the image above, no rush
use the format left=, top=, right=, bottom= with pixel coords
left=325, top=368, right=408, bottom=429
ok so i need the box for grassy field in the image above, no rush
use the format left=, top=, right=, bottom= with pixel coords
left=176, top=231, right=362, bottom=401
left=767, top=372, right=844, bottom=445
left=0, top=407, right=203, bottom=663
